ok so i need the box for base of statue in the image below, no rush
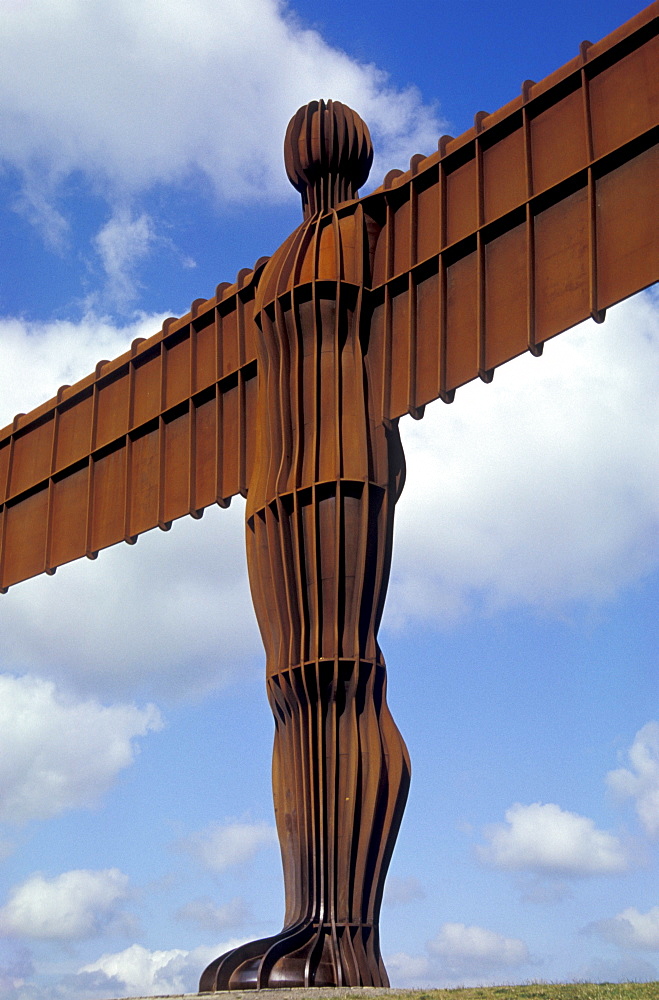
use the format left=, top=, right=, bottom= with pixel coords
left=98, top=988, right=409, bottom=1000
left=199, top=922, right=390, bottom=991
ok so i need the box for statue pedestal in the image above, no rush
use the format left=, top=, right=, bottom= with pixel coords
left=98, top=987, right=410, bottom=1000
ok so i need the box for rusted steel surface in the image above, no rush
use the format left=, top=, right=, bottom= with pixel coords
left=362, top=0, right=658, bottom=416
left=1, top=8, right=658, bottom=990
left=199, top=102, right=410, bottom=990
left=0, top=267, right=265, bottom=591
left=1, top=3, right=656, bottom=594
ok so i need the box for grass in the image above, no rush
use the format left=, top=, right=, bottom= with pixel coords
left=348, top=986, right=659, bottom=1000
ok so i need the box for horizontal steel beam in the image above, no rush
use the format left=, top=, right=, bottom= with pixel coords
left=1, top=2, right=657, bottom=591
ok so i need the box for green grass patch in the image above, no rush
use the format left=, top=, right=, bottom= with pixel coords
left=347, top=986, right=658, bottom=1000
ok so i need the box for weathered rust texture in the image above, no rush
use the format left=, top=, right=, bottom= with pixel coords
left=1, top=4, right=656, bottom=594
left=0, top=5, right=658, bottom=992
left=200, top=101, right=409, bottom=989
left=364, top=0, right=659, bottom=416
left=0, top=269, right=264, bottom=591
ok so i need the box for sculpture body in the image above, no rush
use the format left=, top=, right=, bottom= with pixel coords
left=200, top=101, right=411, bottom=991
left=0, top=9, right=656, bottom=995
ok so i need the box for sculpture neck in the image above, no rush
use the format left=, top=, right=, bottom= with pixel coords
left=301, top=173, right=359, bottom=219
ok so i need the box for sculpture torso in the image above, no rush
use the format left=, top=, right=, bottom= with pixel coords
left=245, top=203, right=405, bottom=676
left=248, top=206, right=391, bottom=514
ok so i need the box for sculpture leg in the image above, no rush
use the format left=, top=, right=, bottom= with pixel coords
left=200, top=472, right=409, bottom=990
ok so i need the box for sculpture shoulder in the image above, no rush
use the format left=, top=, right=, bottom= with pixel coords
left=254, top=222, right=308, bottom=312
left=256, top=207, right=383, bottom=313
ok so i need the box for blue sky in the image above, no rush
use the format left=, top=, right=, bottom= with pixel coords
left=0, top=1, right=657, bottom=996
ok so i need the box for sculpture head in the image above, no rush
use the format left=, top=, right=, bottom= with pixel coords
left=284, top=99, right=373, bottom=219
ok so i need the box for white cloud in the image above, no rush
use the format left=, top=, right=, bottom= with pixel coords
left=0, top=674, right=161, bottom=824
left=385, top=951, right=432, bottom=983
left=0, top=0, right=441, bottom=222
left=383, top=875, right=426, bottom=906
left=0, top=869, right=130, bottom=940
left=0, top=498, right=258, bottom=701
left=607, top=722, right=659, bottom=838
left=387, top=922, right=531, bottom=987
left=1, top=0, right=443, bottom=309
left=93, top=209, right=156, bottom=307
left=12, top=171, right=69, bottom=251
left=477, top=802, right=629, bottom=876
left=390, top=291, right=659, bottom=625
left=0, top=313, right=167, bottom=427
left=180, top=820, right=277, bottom=873
left=593, top=906, right=659, bottom=951
left=428, top=922, right=529, bottom=972
left=0, top=314, right=261, bottom=702
left=176, top=895, right=249, bottom=931
left=78, top=939, right=245, bottom=997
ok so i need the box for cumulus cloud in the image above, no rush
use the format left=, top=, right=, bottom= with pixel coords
left=0, top=869, right=130, bottom=940
left=0, top=674, right=161, bottom=824
left=77, top=939, right=245, bottom=997
left=179, top=820, right=278, bottom=873
left=386, top=922, right=530, bottom=986
left=0, top=0, right=443, bottom=308
left=477, top=802, right=629, bottom=876
left=0, top=500, right=258, bottom=701
left=0, top=313, right=167, bottom=427
left=607, top=722, right=659, bottom=838
left=176, top=895, right=249, bottom=931
left=592, top=906, right=659, bottom=951
left=390, top=291, right=659, bottom=625
left=0, top=314, right=262, bottom=701
left=428, top=922, right=529, bottom=972
left=0, top=0, right=441, bottom=226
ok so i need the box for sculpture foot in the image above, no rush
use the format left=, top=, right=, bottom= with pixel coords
left=199, top=922, right=388, bottom=991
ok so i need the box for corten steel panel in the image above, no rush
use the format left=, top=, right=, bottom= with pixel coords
left=481, top=120, right=526, bottom=223
left=0, top=268, right=265, bottom=591
left=1, top=1, right=657, bottom=598
left=50, top=466, right=88, bottom=570
left=91, top=443, right=127, bottom=554
left=130, top=424, right=160, bottom=537
left=96, top=372, right=129, bottom=450
left=589, top=30, right=659, bottom=158
left=366, top=1, right=658, bottom=418
left=2, top=487, right=49, bottom=588
left=529, top=84, right=588, bottom=193
left=533, top=184, right=589, bottom=340
left=164, top=332, right=191, bottom=410
left=55, top=392, right=93, bottom=472
left=596, top=145, right=658, bottom=309
left=484, top=220, right=528, bottom=372
left=9, top=417, right=54, bottom=497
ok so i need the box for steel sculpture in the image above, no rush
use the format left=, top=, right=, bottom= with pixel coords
left=0, top=3, right=657, bottom=992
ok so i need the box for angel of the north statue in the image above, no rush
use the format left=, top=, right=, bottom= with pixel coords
left=0, top=3, right=657, bottom=991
